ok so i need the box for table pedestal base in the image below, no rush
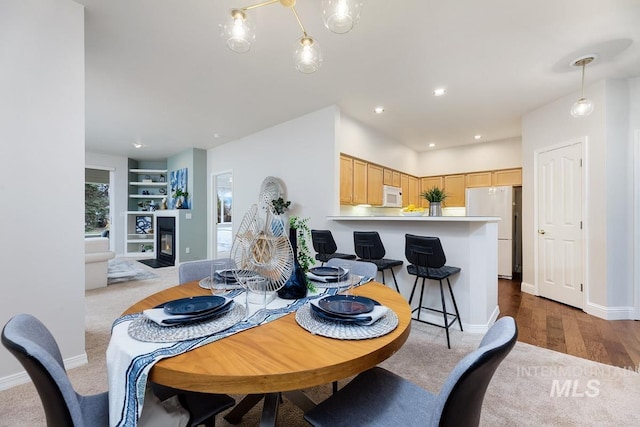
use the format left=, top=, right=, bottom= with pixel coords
left=224, top=391, right=317, bottom=426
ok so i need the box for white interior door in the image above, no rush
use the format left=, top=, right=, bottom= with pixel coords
left=536, top=142, right=584, bottom=308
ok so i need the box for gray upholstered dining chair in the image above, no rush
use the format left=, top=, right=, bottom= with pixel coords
left=178, top=258, right=235, bottom=284
left=1, top=314, right=235, bottom=427
left=304, top=316, right=518, bottom=427
left=325, top=258, right=377, bottom=279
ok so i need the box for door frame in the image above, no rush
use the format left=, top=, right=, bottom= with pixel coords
left=85, top=165, right=116, bottom=252
left=634, top=130, right=640, bottom=319
left=210, top=169, right=233, bottom=259
left=533, top=138, right=587, bottom=308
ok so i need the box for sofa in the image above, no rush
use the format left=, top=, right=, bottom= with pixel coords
left=85, top=237, right=115, bottom=290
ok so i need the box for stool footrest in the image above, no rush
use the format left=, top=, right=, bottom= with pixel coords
left=411, top=306, right=459, bottom=329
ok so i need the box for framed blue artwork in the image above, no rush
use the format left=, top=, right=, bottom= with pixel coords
left=135, top=215, right=153, bottom=234
left=169, top=168, right=189, bottom=209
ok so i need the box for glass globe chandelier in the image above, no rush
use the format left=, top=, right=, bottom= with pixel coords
left=220, top=0, right=362, bottom=74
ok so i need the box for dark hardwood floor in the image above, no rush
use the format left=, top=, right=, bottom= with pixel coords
left=497, top=278, right=640, bottom=370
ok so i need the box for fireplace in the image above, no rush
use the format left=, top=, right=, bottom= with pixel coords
left=155, top=216, right=176, bottom=267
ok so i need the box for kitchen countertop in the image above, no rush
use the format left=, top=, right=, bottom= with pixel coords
left=327, top=215, right=500, bottom=332
left=328, top=215, right=500, bottom=222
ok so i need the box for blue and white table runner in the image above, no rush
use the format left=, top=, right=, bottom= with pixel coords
left=107, top=278, right=372, bottom=427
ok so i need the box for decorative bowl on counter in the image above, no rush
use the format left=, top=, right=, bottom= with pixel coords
left=400, top=211, right=425, bottom=217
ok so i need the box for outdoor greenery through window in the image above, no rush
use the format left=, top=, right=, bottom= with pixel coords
left=85, top=168, right=110, bottom=237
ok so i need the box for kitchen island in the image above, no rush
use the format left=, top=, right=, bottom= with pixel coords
left=327, top=215, right=500, bottom=333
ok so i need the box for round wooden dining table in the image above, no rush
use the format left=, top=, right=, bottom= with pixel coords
left=123, top=280, right=411, bottom=424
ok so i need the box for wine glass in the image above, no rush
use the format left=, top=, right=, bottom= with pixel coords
left=336, top=261, right=357, bottom=295
left=210, top=260, right=228, bottom=295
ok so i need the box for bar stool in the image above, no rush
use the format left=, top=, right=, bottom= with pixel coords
left=353, top=231, right=403, bottom=292
left=405, top=234, right=462, bottom=348
left=311, top=230, right=356, bottom=265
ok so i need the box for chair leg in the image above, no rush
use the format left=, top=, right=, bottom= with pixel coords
left=380, top=269, right=386, bottom=285
left=439, top=280, right=451, bottom=349
left=332, top=381, right=338, bottom=394
left=416, top=277, right=426, bottom=321
left=389, top=268, right=400, bottom=293
left=408, top=275, right=419, bottom=305
left=447, top=278, right=463, bottom=332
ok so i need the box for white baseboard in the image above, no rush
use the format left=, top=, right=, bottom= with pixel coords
left=462, top=305, right=500, bottom=334
left=521, top=281, right=536, bottom=295
left=584, top=302, right=637, bottom=320
left=0, top=353, right=88, bottom=391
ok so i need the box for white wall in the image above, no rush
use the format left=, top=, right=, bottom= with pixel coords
left=86, top=152, right=129, bottom=255
left=417, top=137, right=522, bottom=176
left=207, top=106, right=343, bottom=254
left=522, top=79, right=635, bottom=318
left=338, top=114, right=418, bottom=175
left=0, top=0, right=86, bottom=386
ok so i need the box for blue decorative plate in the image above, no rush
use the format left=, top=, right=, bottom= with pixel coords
left=317, top=295, right=376, bottom=316
left=162, top=302, right=234, bottom=325
left=219, top=269, right=260, bottom=282
left=163, top=295, right=226, bottom=315
left=309, top=266, right=345, bottom=277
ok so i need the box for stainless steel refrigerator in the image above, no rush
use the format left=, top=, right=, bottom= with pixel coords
left=466, top=186, right=516, bottom=279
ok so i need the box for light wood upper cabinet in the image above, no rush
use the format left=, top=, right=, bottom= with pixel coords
left=340, top=152, right=521, bottom=207
left=400, top=173, right=410, bottom=206
left=383, top=168, right=401, bottom=187
left=340, top=155, right=354, bottom=204
left=353, top=159, right=368, bottom=205
left=444, top=174, right=465, bottom=207
left=383, top=168, right=393, bottom=186
left=492, top=168, right=522, bottom=186
left=466, top=171, right=492, bottom=188
left=367, top=163, right=384, bottom=206
left=420, top=176, right=443, bottom=208
left=392, top=170, right=401, bottom=187
left=408, top=175, right=420, bottom=206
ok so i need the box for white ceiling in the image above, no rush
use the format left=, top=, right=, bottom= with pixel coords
left=77, top=0, right=640, bottom=161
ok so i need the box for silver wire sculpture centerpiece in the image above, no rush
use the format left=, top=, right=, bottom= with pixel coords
left=230, top=204, right=294, bottom=294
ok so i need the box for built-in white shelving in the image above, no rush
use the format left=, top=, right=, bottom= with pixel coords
left=124, top=167, right=168, bottom=257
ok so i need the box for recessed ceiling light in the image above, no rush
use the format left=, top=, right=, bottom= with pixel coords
left=132, top=142, right=144, bottom=149
left=432, top=88, right=447, bottom=96
left=474, top=135, right=482, bottom=140
left=428, top=143, right=436, bottom=148
left=374, top=106, right=385, bottom=114
left=213, top=133, right=223, bottom=138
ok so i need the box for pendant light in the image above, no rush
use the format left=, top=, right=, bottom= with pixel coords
left=220, top=9, right=255, bottom=53
left=321, top=0, right=364, bottom=34
left=293, top=36, right=323, bottom=73
left=221, top=0, right=361, bottom=73
left=570, top=56, right=595, bottom=118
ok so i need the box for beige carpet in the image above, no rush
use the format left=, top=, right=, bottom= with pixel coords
left=1, top=262, right=639, bottom=426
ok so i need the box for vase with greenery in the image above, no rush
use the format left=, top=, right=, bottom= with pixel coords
left=172, top=188, right=189, bottom=209
left=278, top=216, right=316, bottom=298
left=421, top=186, right=448, bottom=216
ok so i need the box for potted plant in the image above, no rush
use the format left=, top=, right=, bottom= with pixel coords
left=269, top=197, right=291, bottom=236
left=271, top=197, right=291, bottom=215
left=172, top=188, right=189, bottom=209
left=421, top=186, right=448, bottom=216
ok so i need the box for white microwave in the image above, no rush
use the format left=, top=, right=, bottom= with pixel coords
left=382, top=185, right=403, bottom=207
